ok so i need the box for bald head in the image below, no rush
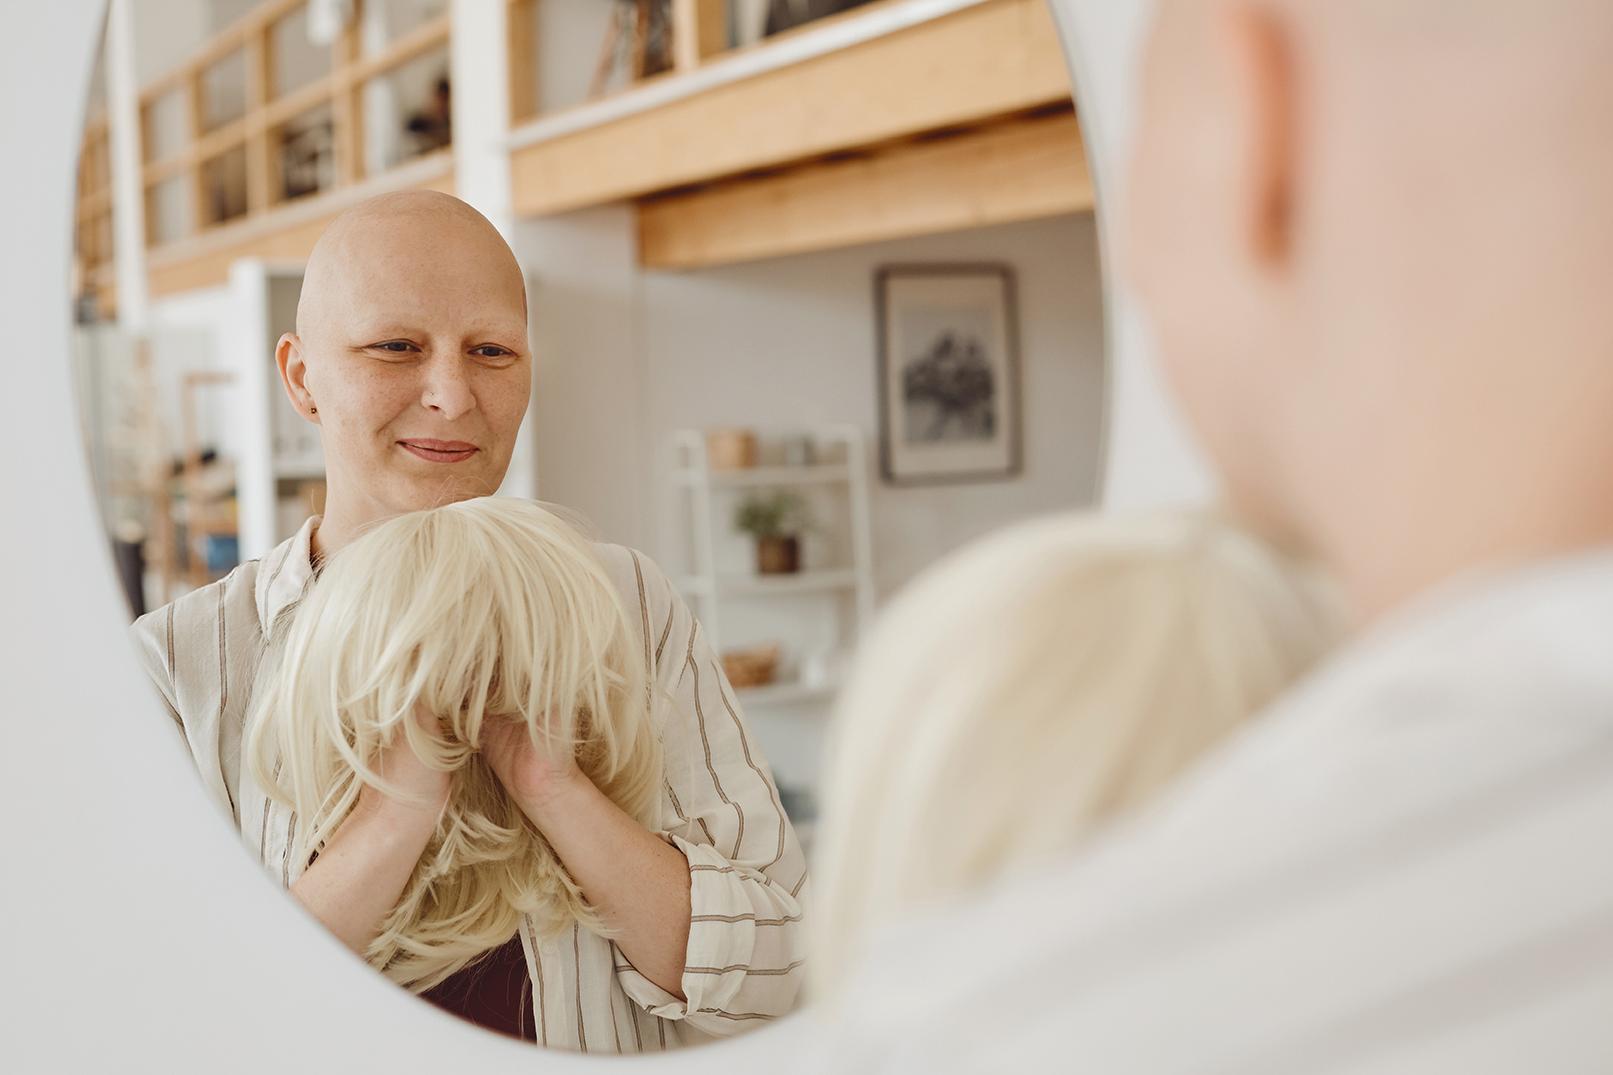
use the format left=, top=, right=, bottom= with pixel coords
left=1130, top=0, right=1613, bottom=616
left=297, top=190, right=525, bottom=340
left=276, top=190, right=534, bottom=555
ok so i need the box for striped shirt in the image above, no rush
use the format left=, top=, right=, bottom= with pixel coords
left=129, top=515, right=808, bottom=1053
left=813, top=549, right=1613, bottom=1073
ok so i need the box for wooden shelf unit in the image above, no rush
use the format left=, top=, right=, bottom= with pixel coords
left=80, top=0, right=1090, bottom=298
left=670, top=426, right=876, bottom=711
left=74, top=118, right=116, bottom=313
left=133, top=0, right=454, bottom=296
left=734, top=680, right=838, bottom=707
left=145, top=149, right=454, bottom=299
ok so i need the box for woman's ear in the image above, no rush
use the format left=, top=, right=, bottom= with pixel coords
left=275, top=332, right=319, bottom=422
left=1217, top=2, right=1296, bottom=268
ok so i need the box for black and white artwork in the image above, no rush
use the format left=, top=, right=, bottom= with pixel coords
left=876, top=265, right=1020, bottom=484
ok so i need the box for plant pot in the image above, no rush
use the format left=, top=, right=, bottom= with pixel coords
left=706, top=428, right=758, bottom=470
left=722, top=643, right=780, bottom=689
left=756, top=535, right=800, bottom=575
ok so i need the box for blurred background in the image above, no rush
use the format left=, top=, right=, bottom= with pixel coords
left=70, top=0, right=1104, bottom=841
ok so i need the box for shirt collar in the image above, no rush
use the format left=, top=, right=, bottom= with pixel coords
left=253, top=515, right=320, bottom=635
left=1275, top=544, right=1613, bottom=734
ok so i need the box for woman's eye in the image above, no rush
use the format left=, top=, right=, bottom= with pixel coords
left=375, top=341, right=416, bottom=353
left=472, top=346, right=513, bottom=359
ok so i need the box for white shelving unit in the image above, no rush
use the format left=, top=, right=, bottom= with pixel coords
left=677, top=568, right=860, bottom=597
left=671, top=425, right=875, bottom=710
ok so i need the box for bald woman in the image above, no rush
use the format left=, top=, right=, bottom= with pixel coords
left=809, top=1, right=1613, bottom=1070
left=130, top=192, right=807, bottom=1052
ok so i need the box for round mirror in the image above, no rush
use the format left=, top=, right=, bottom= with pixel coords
left=7, top=0, right=1147, bottom=1067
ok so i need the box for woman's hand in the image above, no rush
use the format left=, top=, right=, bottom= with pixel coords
left=355, top=702, right=453, bottom=822
left=481, top=715, right=586, bottom=814
left=291, top=704, right=450, bottom=956
left=480, top=712, right=693, bottom=997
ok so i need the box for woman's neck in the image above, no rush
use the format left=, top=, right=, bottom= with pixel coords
left=309, top=490, right=385, bottom=565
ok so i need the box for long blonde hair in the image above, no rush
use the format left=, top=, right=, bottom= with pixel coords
left=245, top=497, right=662, bottom=991
left=811, top=509, right=1340, bottom=995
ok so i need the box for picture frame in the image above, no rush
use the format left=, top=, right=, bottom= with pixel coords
left=874, top=264, right=1022, bottom=485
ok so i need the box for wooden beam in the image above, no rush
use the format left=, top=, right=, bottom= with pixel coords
left=245, top=24, right=274, bottom=214
left=672, top=0, right=727, bottom=72
left=331, top=4, right=365, bottom=186
left=513, top=0, right=1069, bottom=217
left=78, top=188, right=114, bottom=220
left=142, top=115, right=252, bottom=187
left=186, top=71, right=209, bottom=232
left=637, top=108, right=1091, bottom=270
left=507, top=0, right=539, bottom=124
left=261, top=76, right=337, bottom=133
left=89, top=264, right=118, bottom=318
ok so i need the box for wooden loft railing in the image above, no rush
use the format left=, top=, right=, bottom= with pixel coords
left=129, top=0, right=454, bottom=296
left=506, top=0, right=1086, bottom=269
left=77, top=0, right=1087, bottom=296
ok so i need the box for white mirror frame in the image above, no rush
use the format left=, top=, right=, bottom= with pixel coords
left=0, top=2, right=1201, bottom=1068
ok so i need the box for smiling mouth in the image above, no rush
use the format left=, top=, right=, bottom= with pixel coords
left=398, top=439, right=480, bottom=463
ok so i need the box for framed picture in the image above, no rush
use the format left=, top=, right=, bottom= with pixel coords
left=875, top=264, right=1022, bottom=485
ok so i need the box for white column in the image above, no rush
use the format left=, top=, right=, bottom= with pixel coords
left=449, top=0, right=515, bottom=228
left=1047, top=0, right=1213, bottom=508
left=105, top=0, right=150, bottom=333
left=448, top=0, right=536, bottom=500
left=229, top=260, right=277, bottom=560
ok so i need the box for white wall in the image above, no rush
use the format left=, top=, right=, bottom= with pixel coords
left=145, top=282, right=245, bottom=463
left=642, top=216, right=1107, bottom=598
left=516, top=204, right=650, bottom=544
left=520, top=214, right=1106, bottom=597
left=516, top=211, right=1107, bottom=789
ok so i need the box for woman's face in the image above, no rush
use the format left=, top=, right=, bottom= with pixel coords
left=279, top=198, right=532, bottom=520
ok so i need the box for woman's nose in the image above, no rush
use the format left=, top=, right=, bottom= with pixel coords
left=420, top=353, right=476, bottom=420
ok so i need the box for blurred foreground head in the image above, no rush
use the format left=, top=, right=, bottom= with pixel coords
left=1127, top=1, right=1613, bottom=618
left=811, top=509, right=1340, bottom=995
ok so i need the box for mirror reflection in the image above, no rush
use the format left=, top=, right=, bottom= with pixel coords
left=71, top=0, right=1101, bottom=1052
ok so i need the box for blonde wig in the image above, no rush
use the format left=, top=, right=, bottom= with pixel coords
left=811, top=509, right=1341, bottom=995
left=245, top=497, right=662, bottom=991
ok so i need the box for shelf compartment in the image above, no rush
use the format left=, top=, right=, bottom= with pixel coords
left=735, top=680, right=839, bottom=707
left=672, top=463, right=851, bottom=487
left=680, top=569, right=859, bottom=596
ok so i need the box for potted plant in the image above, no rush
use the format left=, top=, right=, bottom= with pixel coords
left=734, top=491, right=809, bottom=575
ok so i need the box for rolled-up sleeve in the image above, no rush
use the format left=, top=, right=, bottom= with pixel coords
left=611, top=549, right=809, bottom=1036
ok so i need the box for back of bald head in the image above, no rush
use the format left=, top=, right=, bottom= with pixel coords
left=295, top=190, right=526, bottom=339
left=1149, top=0, right=1613, bottom=261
